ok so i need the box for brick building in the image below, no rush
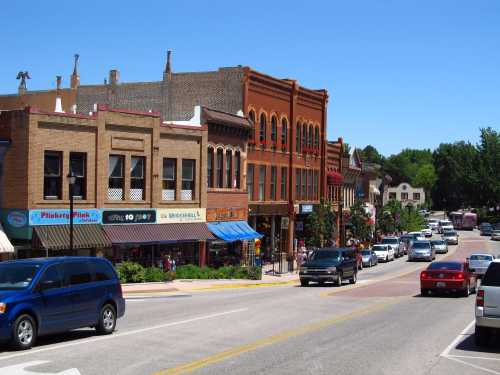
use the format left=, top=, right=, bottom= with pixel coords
left=0, top=105, right=216, bottom=266
left=0, top=52, right=328, bottom=262
left=325, top=138, right=344, bottom=244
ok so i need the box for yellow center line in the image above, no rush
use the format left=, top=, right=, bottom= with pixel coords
left=152, top=297, right=405, bottom=375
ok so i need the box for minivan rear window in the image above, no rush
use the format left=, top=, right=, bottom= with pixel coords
left=482, top=263, right=500, bottom=287
left=93, top=260, right=115, bottom=281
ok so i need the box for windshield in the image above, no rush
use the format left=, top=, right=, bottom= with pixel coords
left=361, top=250, right=371, bottom=255
left=382, top=238, right=398, bottom=244
left=310, top=250, right=340, bottom=261
left=431, top=240, right=445, bottom=245
left=0, top=263, right=41, bottom=290
left=443, top=231, right=456, bottom=236
left=428, top=262, right=462, bottom=271
left=372, top=245, right=387, bottom=251
left=470, top=255, right=493, bottom=261
left=412, top=242, right=431, bottom=249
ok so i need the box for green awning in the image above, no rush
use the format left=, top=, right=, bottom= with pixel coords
left=33, top=225, right=111, bottom=250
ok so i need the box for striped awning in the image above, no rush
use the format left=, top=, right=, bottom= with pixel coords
left=103, top=223, right=215, bottom=245
left=33, top=225, right=112, bottom=250
left=0, top=224, right=14, bottom=253
left=327, top=171, right=343, bottom=185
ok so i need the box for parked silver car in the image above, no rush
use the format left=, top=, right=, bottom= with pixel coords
left=430, top=239, right=448, bottom=254
left=381, top=236, right=404, bottom=258
left=409, top=240, right=435, bottom=262
left=469, top=254, right=495, bottom=277
left=491, top=230, right=500, bottom=241
left=361, top=250, right=378, bottom=267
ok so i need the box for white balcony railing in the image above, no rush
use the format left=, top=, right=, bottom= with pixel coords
left=181, top=189, right=193, bottom=201
left=108, top=188, right=123, bottom=201
left=130, top=189, right=144, bottom=201
left=162, top=189, right=175, bottom=201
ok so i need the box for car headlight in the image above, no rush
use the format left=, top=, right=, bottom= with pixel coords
left=0, top=303, right=6, bottom=314
left=327, top=267, right=336, bottom=273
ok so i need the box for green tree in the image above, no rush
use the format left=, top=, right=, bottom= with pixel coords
left=413, top=163, right=437, bottom=205
left=476, top=127, right=500, bottom=207
left=305, top=201, right=336, bottom=247
left=360, top=145, right=385, bottom=165
left=348, top=199, right=373, bottom=241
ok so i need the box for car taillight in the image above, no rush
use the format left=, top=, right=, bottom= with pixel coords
left=455, top=272, right=464, bottom=280
left=477, top=290, right=484, bottom=306
left=420, top=271, right=428, bottom=279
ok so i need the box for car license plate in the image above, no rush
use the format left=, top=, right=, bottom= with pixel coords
left=436, top=282, right=446, bottom=288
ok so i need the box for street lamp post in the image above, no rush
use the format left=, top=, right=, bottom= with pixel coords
left=67, top=172, right=76, bottom=254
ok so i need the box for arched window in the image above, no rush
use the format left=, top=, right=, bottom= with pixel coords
left=216, top=148, right=223, bottom=188
left=314, top=127, right=319, bottom=149
left=271, top=115, right=277, bottom=143
left=207, top=147, right=214, bottom=188
left=225, top=149, right=232, bottom=188
left=302, top=124, right=307, bottom=152
left=308, top=125, right=313, bottom=148
left=259, top=113, right=267, bottom=143
left=248, top=110, right=256, bottom=140
left=281, top=118, right=288, bottom=148
left=234, top=151, right=241, bottom=189
left=296, top=122, right=301, bottom=153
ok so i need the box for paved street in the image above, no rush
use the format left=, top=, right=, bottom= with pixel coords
left=0, top=229, right=498, bottom=374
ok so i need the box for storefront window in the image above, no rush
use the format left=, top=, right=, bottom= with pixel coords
left=44, top=151, right=62, bottom=200
left=216, top=149, right=223, bottom=188
left=69, top=152, right=86, bottom=200
left=235, top=151, right=241, bottom=189
left=108, top=155, right=124, bottom=200
left=207, top=148, right=214, bottom=188
left=226, top=150, right=232, bottom=188
left=281, top=167, right=287, bottom=200
left=182, top=159, right=195, bottom=200
left=259, top=165, right=266, bottom=201
left=130, top=156, right=145, bottom=201
left=270, top=166, right=277, bottom=200
left=162, top=158, right=176, bottom=201
left=247, top=164, right=254, bottom=200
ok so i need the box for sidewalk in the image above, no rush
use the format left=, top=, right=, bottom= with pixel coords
left=122, top=272, right=299, bottom=296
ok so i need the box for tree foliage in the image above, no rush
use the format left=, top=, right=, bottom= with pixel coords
left=360, top=145, right=385, bottom=165
left=305, top=201, right=336, bottom=247
left=348, top=199, right=373, bottom=241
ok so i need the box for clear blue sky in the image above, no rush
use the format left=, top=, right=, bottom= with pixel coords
left=1, top=1, right=499, bottom=155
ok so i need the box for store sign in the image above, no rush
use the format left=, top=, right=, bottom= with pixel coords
left=29, top=209, right=101, bottom=226
left=300, top=204, right=314, bottom=214
left=206, top=208, right=246, bottom=222
left=7, top=210, right=28, bottom=228
left=157, top=208, right=206, bottom=224
left=102, top=209, right=156, bottom=225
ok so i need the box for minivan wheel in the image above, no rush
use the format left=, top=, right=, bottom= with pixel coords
left=96, top=304, right=116, bottom=335
left=350, top=271, right=357, bottom=284
left=11, top=314, right=36, bottom=350
left=335, top=273, right=342, bottom=287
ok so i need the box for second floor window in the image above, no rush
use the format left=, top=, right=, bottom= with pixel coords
left=108, top=155, right=124, bottom=200
left=207, top=148, right=214, bottom=188
left=69, top=152, right=86, bottom=200
left=130, top=156, right=145, bottom=201
left=162, top=158, right=176, bottom=201
left=401, top=192, right=408, bottom=200
left=182, top=159, right=195, bottom=200
left=247, top=164, right=254, bottom=200
left=44, top=151, right=62, bottom=200
left=248, top=110, right=256, bottom=141
left=216, top=149, right=223, bottom=188
left=270, top=166, right=277, bottom=200
left=271, top=116, right=277, bottom=144
left=314, top=127, right=319, bottom=149
left=314, top=170, right=319, bottom=199
left=281, top=118, right=288, bottom=148
left=258, top=165, right=266, bottom=201
left=259, top=113, right=267, bottom=143
left=308, top=125, right=313, bottom=148
left=295, top=169, right=301, bottom=200
left=302, top=169, right=307, bottom=200
left=413, top=192, right=421, bottom=200
left=302, top=125, right=307, bottom=152
left=226, top=150, right=232, bottom=188
left=296, top=123, right=301, bottom=153
left=235, top=151, right=241, bottom=189
left=280, top=167, right=287, bottom=200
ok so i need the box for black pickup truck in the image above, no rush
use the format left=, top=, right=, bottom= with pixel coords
left=299, top=248, right=358, bottom=287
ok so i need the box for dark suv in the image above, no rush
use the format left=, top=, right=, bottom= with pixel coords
left=0, top=257, right=125, bottom=349
left=299, top=248, right=358, bottom=287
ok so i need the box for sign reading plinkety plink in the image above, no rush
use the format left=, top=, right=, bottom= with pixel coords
left=157, top=208, right=206, bottom=224
left=102, top=209, right=156, bottom=225
left=29, top=209, right=102, bottom=226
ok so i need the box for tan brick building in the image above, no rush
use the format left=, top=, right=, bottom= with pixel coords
left=0, top=105, right=215, bottom=265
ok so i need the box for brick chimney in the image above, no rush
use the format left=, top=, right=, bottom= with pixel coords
left=70, top=54, right=80, bottom=89
left=109, top=69, right=119, bottom=85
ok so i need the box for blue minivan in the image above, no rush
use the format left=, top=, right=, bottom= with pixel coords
left=0, top=257, right=125, bottom=349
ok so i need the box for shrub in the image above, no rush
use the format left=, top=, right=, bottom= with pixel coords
left=174, top=265, right=262, bottom=280
left=116, top=262, right=145, bottom=283
left=246, top=266, right=262, bottom=280
left=144, top=267, right=166, bottom=282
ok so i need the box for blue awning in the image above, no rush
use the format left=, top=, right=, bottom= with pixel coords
left=207, top=221, right=263, bottom=242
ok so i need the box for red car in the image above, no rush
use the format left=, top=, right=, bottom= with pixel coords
left=420, top=261, right=477, bottom=297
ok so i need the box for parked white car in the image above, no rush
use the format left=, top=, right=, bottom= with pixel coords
left=372, top=244, right=395, bottom=262
left=469, top=254, right=495, bottom=277
left=475, top=260, right=500, bottom=346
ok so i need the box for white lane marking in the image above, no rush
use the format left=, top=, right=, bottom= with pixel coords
left=0, top=308, right=248, bottom=362
left=126, top=299, right=147, bottom=302
left=445, top=356, right=500, bottom=375
left=0, top=360, right=81, bottom=374
left=440, top=320, right=475, bottom=357
left=447, top=354, right=500, bottom=362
